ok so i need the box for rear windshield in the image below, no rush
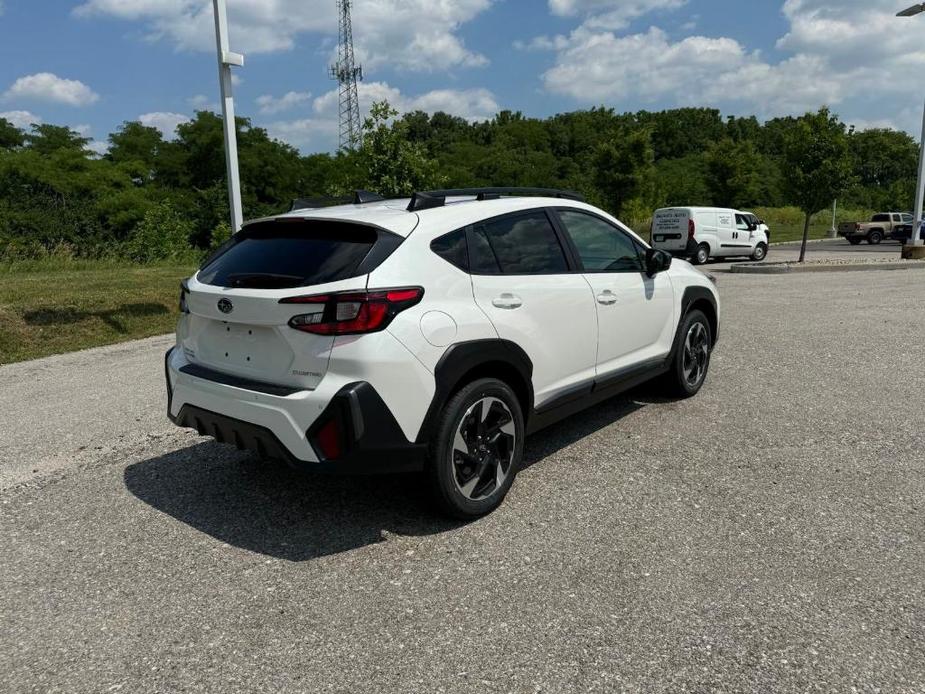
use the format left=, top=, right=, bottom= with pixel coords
left=871, top=214, right=890, bottom=222
left=198, top=220, right=397, bottom=289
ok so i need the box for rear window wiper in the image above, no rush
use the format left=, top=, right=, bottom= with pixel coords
left=226, top=273, right=304, bottom=288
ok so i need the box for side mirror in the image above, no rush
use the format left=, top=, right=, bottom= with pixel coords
left=645, top=248, right=672, bottom=277
left=747, top=222, right=758, bottom=231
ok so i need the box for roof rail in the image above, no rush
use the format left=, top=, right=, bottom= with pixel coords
left=290, top=190, right=385, bottom=211
left=421, top=187, right=585, bottom=203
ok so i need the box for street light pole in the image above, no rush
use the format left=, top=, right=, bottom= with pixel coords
left=212, top=0, right=244, bottom=232
left=898, top=3, right=925, bottom=248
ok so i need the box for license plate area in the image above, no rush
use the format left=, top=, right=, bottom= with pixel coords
left=199, top=320, right=286, bottom=372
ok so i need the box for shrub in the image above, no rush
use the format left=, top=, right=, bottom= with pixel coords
left=123, top=202, right=197, bottom=263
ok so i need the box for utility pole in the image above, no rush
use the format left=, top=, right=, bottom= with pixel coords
left=329, top=0, right=363, bottom=150
left=896, top=5, right=925, bottom=255
left=212, top=0, right=245, bottom=231
left=911, top=98, right=925, bottom=248
left=828, top=199, right=837, bottom=239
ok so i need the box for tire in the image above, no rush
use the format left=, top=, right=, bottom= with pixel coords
left=426, top=378, right=525, bottom=520
left=661, top=309, right=713, bottom=398
left=847, top=237, right=862, bottom=245
left=691, top=244, right=710, bottom=265
left=868, top=230, right=883, bottom=245
left=751, top=243, right=768, bottom=262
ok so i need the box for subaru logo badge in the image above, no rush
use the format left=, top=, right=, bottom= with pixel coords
left=217, top=298, right=234, bottom=314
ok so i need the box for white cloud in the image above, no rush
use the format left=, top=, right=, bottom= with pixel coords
left=86, top=139, right=110, bottom=157
left=3, top=73, right=99, bottom=106
left=256, top=91, right=312, bottom=115
left=0, top=110, right=41, bottom=129
left=536, top=0, right=925, bottom=129
left=188, top=93, right=218, bottom=111
left=74, top=0, right=491, bottom=72
left=549, top=0, right=686, bottom=29
left=268, top=82, right=499, bottom=151
left=138, top=111, right=191, bottom=138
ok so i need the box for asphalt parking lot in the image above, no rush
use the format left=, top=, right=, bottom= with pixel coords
left=2, top=269, right=924, bottom=693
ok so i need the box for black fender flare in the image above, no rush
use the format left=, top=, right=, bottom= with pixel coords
left=677, top=286, right=719, bottom=349
left=415, top=339, right=534, bottom=444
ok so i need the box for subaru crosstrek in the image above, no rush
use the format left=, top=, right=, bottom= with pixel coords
left=166, top=188, right=720, bottom=518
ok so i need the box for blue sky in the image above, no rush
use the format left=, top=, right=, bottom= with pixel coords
left=1, top=1, right=921, bottom=154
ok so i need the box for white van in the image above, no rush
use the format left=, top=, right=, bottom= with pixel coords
left=651, top=207, right=769, bottom=265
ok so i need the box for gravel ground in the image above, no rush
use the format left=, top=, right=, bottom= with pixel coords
left=2, top=270, right=924, bottom=693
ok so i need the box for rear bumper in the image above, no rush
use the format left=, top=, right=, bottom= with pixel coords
left=165, top=347, right=426, bottom=474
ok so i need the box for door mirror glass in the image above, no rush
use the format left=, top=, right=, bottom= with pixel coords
left=645, top=248, right=672, bottom=277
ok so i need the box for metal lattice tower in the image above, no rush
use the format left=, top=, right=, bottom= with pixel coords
left=329, top=0, right=363, bottom=150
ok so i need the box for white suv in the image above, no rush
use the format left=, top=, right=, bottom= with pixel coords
left=166, top=188, right=720, bottom=518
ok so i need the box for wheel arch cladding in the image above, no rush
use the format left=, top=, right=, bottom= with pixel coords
left=681, top=286, right=719, bottom=346
left=415, top=339, right=534, bottom=444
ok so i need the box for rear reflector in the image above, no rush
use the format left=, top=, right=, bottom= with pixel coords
left=281, top=287, right=424, bottom=336
left=314, top=416, right=343, bottom=460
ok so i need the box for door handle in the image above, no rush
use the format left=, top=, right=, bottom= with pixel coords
left=492, top=293, right=523, bottom=309
left=596, top=290, right=618, bottom=305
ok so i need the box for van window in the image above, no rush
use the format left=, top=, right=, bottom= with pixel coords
left=472, top=211, right=569, bottom=275
left=198, top=220, right=392, bottom=288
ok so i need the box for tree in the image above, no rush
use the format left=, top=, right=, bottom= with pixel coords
left=0, top=118, right=25, bottom=150
left=108, top=121, right=165, bottom=172
left=591, top=127, right=656, bottom=218
left=704, top=137, right=762, bottom=208
left=342, top=101, right=444, bottom=196
left=782, top=108, right=855, bottom=262
left=26, top=124, right=90, bottom=156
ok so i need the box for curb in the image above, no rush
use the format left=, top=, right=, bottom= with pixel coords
left=729, top=261, right=925, bottom=275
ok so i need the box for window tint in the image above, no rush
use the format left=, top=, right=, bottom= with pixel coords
left=872, top=214, right=891, bottom=222
left=198, top=221, right=381, bottom=288
left=892, top=214, right=902, bottom=222
left=469, top=226, right=502, bottom=274
left=557, top=210, right=643, bottom=273
left=430, top=229, right=468, bottom=271
left=475, top=211, right=568, bottom=275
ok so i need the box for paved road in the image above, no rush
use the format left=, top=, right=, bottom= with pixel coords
left=706, top=237, right=902, bottom=271
left=2, top=270, right=924, bottom=693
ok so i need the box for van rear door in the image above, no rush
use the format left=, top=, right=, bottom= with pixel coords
left=652, top=208, right=690, bottom=253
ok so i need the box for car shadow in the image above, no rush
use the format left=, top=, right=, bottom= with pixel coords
left=124, top=392, right=648, bottom=562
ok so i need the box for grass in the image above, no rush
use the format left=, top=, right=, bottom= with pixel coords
left=0, top=260, right=196, bottom=364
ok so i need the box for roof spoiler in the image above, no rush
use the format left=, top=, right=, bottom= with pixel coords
left=290, top=190, right=385, bottom=211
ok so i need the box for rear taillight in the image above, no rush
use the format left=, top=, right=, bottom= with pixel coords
left=688, top=218, right=696, bottom=239
left=855, top=223, right=861, bottom=231
left=280, top=287, right=424, bottom=336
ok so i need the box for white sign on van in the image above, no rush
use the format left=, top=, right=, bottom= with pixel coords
left=653, top=210, right=686, bottom=232
left=717, top=213, right=732, bottom=227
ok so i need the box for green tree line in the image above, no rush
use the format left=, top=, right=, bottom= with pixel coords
left=0, top=102, right=916, bottom=261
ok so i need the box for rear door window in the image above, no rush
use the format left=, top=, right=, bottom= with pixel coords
left=471, top=210, right=569, bottom=275
left=198, top=220, right=395, bottom=288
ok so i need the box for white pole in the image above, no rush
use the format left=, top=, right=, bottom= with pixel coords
left=911, top=97, right=925, bottom=247
left=829, top=199, right=837, bottom=238
left=213, top=0, right=244, bottom=232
